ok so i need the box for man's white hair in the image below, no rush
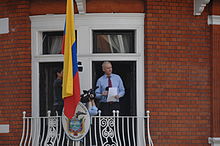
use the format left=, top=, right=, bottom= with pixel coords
left=102, top=61, right=112, bottom=70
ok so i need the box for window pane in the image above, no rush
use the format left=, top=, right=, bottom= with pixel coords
left=39, top=62, right=63, bottom=116
left=42, top=31, right=77, bottom=55
left=42, top=31, right=64, bottom=54
left=93, top=30, right=135, bottom=53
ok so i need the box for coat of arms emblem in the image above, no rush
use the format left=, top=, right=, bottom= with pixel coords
left=62, top=102, right=90, bottom=141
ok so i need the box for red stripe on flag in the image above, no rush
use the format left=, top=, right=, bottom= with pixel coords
left=63, top=72, right=80, bottom=119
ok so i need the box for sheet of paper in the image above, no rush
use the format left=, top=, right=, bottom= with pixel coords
left=107, top=87, right=118, bottom=102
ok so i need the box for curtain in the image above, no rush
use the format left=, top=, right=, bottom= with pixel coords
left=97, top=34, right=130, bottom=53
left=50, top=36, right=63, bottom=54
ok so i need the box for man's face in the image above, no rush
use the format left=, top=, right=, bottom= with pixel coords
left=103, top=63, right=112, bottom=76
left=57, top=70, right=63, bottom=79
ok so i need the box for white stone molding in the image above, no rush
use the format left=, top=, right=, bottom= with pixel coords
left=208, top=15, right=220, bottom=25
left=208, top=137, right=220, bottom=146
left=194, top=0, right=210, bottom=16
left=75, top=0, right=86, bottom=14
left=0, top=18, right=9, bottom=34
left=0, top=124, right=9, bottom=133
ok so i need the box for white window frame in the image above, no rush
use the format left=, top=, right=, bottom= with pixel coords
left=30, top=13, right=145, bottom=117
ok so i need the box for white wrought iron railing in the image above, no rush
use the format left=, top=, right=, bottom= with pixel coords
left=20, top=110, right=153, bottom=146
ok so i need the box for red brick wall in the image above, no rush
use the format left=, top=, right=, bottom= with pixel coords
left=30, top=0, right=144, bottom=15
left=145, top=0, right=211, bottom=145
left=210, top=0, right=220, bottom=138
left=211, top=0, right=220, bottom=15
left=211, top=25, right=220, bottom=137
left=86, top=0, right=144, bottom=13
left=0, top=0, right=31, bottom=145
left=0, top=0, right=215, bottom=145
left=30, top=0, right=67, bottom=15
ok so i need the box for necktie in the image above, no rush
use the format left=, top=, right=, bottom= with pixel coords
left=108, top=76, right=112, bottom=87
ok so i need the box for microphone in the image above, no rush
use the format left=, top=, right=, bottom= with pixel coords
left=95, top=86, right=99, bottom=90
left=105, top=86, right=109, bottom=91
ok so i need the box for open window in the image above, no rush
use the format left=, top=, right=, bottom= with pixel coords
left=92, top=61, right=136, bottom=116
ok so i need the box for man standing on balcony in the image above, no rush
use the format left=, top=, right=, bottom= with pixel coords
left=95, top=61, right=125, bottom=116
left=53, top=68, right=63, bottom=116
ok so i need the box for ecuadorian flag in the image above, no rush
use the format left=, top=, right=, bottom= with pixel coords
left=62, top=0, right=80, bottom=119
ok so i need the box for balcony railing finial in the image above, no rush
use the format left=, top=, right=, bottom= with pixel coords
left=22, top=111, right=26, bottom=118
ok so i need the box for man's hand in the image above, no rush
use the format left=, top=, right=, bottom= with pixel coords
left=89, top=94, right=94, bottom=98
left=115, top=95, right=120, bottom=99
left=102, top=91, right=108, bottom=96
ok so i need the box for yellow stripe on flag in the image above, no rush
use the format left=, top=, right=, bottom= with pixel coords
left=62, top=0, right=75, bottom=98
